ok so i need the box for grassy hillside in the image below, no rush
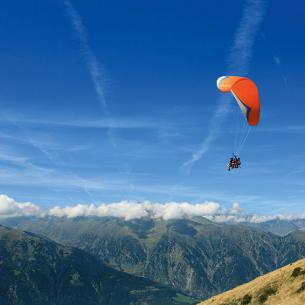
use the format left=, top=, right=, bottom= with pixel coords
left=0, top=225, right=197, bottom=305
left=198, top=258, right=305, bottom=305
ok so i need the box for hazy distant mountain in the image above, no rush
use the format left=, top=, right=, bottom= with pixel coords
left=243, top=219, right=305, bottom=236
left=198, top=257, right=305, bottom=305
left=0, top=225, right=197, bottom=305
left=3, top=216, right=305, bottom=299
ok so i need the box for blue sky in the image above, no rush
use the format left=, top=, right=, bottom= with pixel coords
left=0, top=0, right=304, bottom=215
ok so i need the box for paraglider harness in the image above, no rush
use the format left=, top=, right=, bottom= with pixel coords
left=227, top=155, right=241, bottom=171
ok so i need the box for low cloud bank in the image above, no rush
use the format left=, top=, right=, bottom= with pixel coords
left=0, top=194, right=304, bottom=223
left=49, top=201, right=222, bottom=220
left=0, top=195, right=44, bottom=218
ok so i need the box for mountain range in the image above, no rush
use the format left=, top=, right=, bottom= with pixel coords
left=0, top=224, right=197, bottom=305
left=2, top=216, right=305, bottom=299
left=243, top=219, right=305, bottom=236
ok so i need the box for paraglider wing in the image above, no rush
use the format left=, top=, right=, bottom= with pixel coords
left=217, top=76, right=260, bottom=126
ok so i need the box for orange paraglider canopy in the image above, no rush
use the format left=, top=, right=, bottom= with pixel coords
left=217, top=76, right=260, bottom=126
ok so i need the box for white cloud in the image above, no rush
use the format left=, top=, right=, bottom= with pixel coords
left=46, top=200, right=305, bottom=223
left=1, top=194, right=304, bottom=223
left=48, top=200, right=222, bottom=220
left=0, top=195, right=44, bottom=218
left=49, top=201, right=150, bottom=220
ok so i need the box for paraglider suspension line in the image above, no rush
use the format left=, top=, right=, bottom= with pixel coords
left=236, top=124, right=252, bottom=155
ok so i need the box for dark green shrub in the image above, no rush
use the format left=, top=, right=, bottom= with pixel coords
left=258, top=286, right=277, bottom=304
left=258, top=294, right=268, bottom=304
left=241, top=294, right=252, bottom=305
left=291, top=267, right=305, bottom=278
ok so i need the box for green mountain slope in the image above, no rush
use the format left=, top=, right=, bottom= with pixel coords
left=0, top=225, right=197, bottom=305
left=4, top=217, right=305, bottom=299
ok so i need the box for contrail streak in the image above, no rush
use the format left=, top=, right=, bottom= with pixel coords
left=64, top=0, right=107, bottom=111
left=182, top=0, right=266, bottom=171
left=64, top=0, right=118, bottom=147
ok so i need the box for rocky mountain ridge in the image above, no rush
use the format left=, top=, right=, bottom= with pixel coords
left=3, top=216, right=305, bottom=299
left=0, top=224, right=197, bottom=305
